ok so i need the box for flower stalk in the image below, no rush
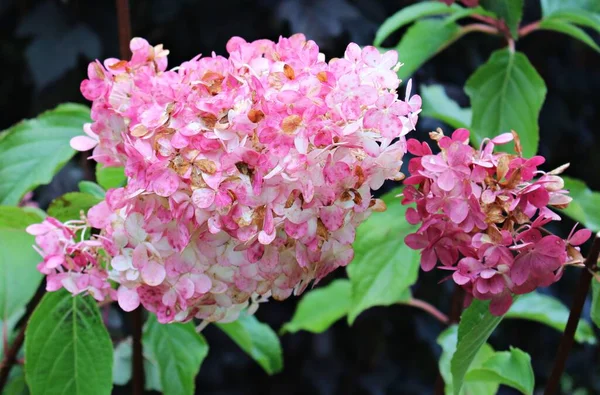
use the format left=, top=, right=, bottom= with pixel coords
left=545, top=233, right=600, bottom=395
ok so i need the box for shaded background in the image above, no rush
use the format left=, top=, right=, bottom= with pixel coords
left=1, top=0, right=599, bottom=393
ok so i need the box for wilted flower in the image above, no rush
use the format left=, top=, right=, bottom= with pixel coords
left=403, top=128, right=589, bottom=315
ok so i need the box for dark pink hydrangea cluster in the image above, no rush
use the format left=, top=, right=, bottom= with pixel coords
left=28, top=35, right=422, bottom=323
left=402, top=128, right=590, bottom=315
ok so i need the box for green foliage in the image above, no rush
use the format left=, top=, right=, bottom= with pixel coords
left=541, top=0, right=600, bottom=17
left=347, top=187, right=420, bottom=324
left=78, top=181, right=106, bottom=198
left=591, top=280, right=600, bottom=330
left=420, top=84, right=472, bottom=130
left=395, top=19, right=462, bottom=80
left=0, top=209, right=43, bottom=330
left=561, top=176, right=600, bottom=231
left=96, top=164, right=126, bottom=190
left=438, top=326, right=498, bottom=395
left=112, top=340, right=161, bottom=392
left=451, top=299, right=505, bottom=395
left=216, top=312, right=283, bottom=375
left=373, top=1, right=458, bottom=46
left=539, top=19, right=600, bottom=52
left=0, top=103, right=90, bottom=205
left=480, top=0, right=524, bottom=38
left=466, top=347, right=535, bottom=395
left=505, top=291, right=596, bottom=344
left=47, top=192, right=102, bottom=223
left=144, top=315, right=209, bottom=395
left=3, top=366, right=29, bottom=395
left=25, top=290, right=113, bottom=395
left=281, top=279, right=351, bottom=334
left=465, top=48, right=547, bottom=157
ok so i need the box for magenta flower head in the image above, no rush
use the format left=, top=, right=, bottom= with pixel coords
left=403, top=129, right=590, bottom=315
left=27, top=35, right=422, bottom=323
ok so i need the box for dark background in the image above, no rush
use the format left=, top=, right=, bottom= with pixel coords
left=1, top=0, right=599, bottom=394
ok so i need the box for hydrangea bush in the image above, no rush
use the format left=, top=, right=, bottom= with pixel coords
left=1, top=1, right=600, bottom=394
left=28, top=35, right=422, bottom=324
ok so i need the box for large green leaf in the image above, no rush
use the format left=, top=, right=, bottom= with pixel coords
left=539, top=19, right=600, bottom=52
left=541, top=0, right=600, bottom=17
left=420, top=84, right=472, bottom=130
left=561, top=176, right=600, bottom=231
left=144, top=315, right=209, bottom=395
left=47, top=192, right=102, bottom=223
left=347, top=187, right=420, bottom=324
left=505, top=291, right=596, bottom=344
left=25, top=290, right=113, bottom=395
left=480, top=0, right=523, bottom=38
left=466, top=347, right=534, bottom=395
left=451, top=299, right=505, bottom=395
left=373, top=2, right=459, bottom=46
left=96, top=164, right=126, bottom=190
left=0, top=103, right=90, bottom=205
left=281, top=279, right=350, bottom=334
left=216, top=312, right=283, bottom=375
left=0, top=206, right=44, bottom=230
left=395, top=19, right=462, bottom=80
left=438, top=326, right=498, bottom=395
left=544, top=10, right=600, bottom=33
left=465, top=49, right=546, bottom=157
left=0, top=226, right=43, bottom=326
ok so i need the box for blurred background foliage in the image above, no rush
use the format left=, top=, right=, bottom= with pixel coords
left=0, top=0, right=599, bottom=393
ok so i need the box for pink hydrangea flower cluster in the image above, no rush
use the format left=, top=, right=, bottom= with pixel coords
left=402, top=128, right=590, bottom=315
left=28, top=35, right=422, bottom=323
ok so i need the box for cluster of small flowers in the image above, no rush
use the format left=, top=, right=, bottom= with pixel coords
left=28, top=35, right=422, bottom=323
left=402, top=128, right=589, bottom=315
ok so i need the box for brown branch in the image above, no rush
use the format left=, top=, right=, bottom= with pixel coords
left=406, top=298, right=450, bottom=325
left=545, top=234, right=600, bottom=395
left=116, top=0, right=132, bottom=60
left=0, top=282, right=46, bottom=391
left=114, top=1, right=143, bottom=393
left=459, top=23, right=501, bottom=37
left=519, top=21, right=540, bottom=38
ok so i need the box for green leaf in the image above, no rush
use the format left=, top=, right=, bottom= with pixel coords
left=438, top=326, right=498, bottom=395
left=0, top=206, right=44, bottom=230
left=96, top=164, right=126, bottom=190
left=3, top=366, right=29, bottom=395
left=451, top=299, right=505, bottom=395
left=480, top=0, right=523, bottom=38
left=25, top=290, right=113, bottom=395
left=421, top=84, right=472, bottom=130
left=281, top=279, right=351, bottom=334
left=347, top=187, right=420, bottom=324
left=216, top=312, right=283, bottom=375
left=591, top=280, right=600, bottom=330
left=466, top=347, right=535, bottom=395
left=0, top=227, right=43, bottom=326
left=538, top=19, right=600, bottom=53
left=373, top=2, right=458, bottom=46
left=47, top=192, right=102, bottom=223
left=0, top=103, right=90, bottom=206
left=395, top=19, right=462, bottom=80
left=505, top=291, right=596, bottom=344
left=545, top=10, right=600, bottom=33
left=443, top=6, right=496, bottom=24
left=112, top=339, right=162, bottom=392
left=465, top=48, right=547, bottom=157
left=561, top=176, right=600, bottom=231
left=541, top=0, right=600, bottom=17
left=143, top=315, right=209, bottom=395
left=78, top=181, right=106, bottom=198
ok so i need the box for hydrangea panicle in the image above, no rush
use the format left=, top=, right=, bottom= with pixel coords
left=402, top=128, right=589, bottom=315
left=28, top=35, right=422, bottom=323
